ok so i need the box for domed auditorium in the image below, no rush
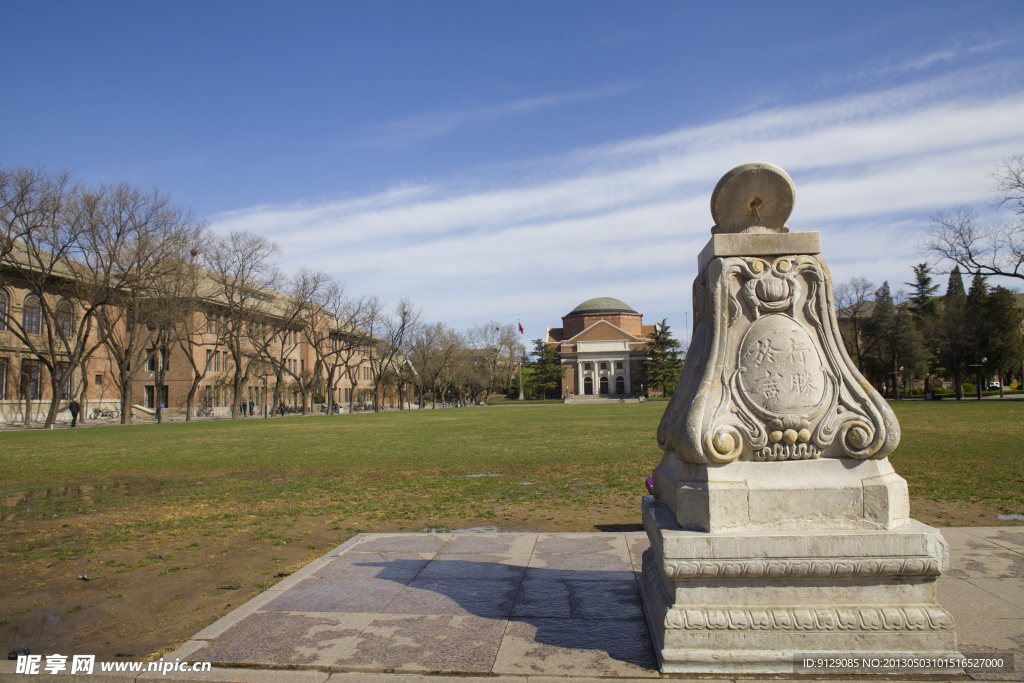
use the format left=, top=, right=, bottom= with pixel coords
left=545, top=297, right=657, bottom=398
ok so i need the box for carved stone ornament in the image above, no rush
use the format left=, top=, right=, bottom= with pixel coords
left=657, top=166, right=899, bottom=465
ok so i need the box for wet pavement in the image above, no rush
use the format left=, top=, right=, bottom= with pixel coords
left=1, top=528, right=1021, bottom=681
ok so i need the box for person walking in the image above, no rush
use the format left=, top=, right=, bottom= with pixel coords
left=68, top=397, right=80, bottom=427
left=279, top=402, right=286, bottom=417
left=248, top=399, right=254, bottom=417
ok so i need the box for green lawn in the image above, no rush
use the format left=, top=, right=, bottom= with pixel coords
left=2, top=400, right=1021, bottom=521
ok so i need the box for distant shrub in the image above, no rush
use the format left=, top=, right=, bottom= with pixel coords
left=911, top=388, right=924, bottom=396
left=961, top=383, right=975, bottom=395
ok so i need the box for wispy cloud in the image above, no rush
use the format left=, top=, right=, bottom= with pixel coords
left=819, top=32, right=1022, bottom=90
left=359, top=83, right=634, bottom=149
left=212, top=67, right=1024, bottom=334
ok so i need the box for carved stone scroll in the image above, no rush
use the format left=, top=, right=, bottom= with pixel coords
left=658, top=252, right=899, bottom=465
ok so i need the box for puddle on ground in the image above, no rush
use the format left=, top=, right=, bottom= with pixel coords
left=463, top=473, right=504, bottom=478
left=997, top=514, right=1024, bottom=521
left=2, top=482, right=135, bottom=515
left=3, top=613, right=64, bottom=649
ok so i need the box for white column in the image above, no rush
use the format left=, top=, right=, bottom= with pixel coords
left=577, top=359, right=583, bottom=396
left=624, top=353, right=631, bottom=395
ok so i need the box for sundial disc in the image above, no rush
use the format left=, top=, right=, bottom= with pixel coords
left=710, top=162, right=795, bottom=233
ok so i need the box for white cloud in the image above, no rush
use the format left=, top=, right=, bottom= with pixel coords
left=357, top=84, right=634, bottom=149
left=210, top=68, right=1024, bottom=336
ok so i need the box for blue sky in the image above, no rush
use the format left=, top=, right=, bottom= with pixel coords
left=4, top=1, right=1024, bottom=341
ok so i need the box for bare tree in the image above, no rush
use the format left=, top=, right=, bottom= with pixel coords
left=432, top=326, right=466, bottom=407
left=834, top=276, right=875, bottom=372
left=924, top=155, right=1024, bottom=281
left=0, top=169, right=171, bottom=427
left=338, top=295, right=381, bottom=412
left=333, top=292, right=376, bottom=414
left=279, top=267, right=330, bottom=415
left=177, top=307, right=216, bottom=420
left=991, top=152, right=1024, bottom=214
left=409, top=323, right=462, bottom=409
left=467, top=322, right=522, bottom=400
left=146, top=224, right=207, bottom=423
left=0, top=167, right=86, bottom=426
left=303, top=277, right=371, bottom=413
left=203, top=231, right=286, bottom=419
left=367, top=298, right=421, bottom=412
left=87, top=184, right=201, bottom=424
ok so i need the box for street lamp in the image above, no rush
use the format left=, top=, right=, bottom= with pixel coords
left=517, top=353, right=525, bottom=401
left=968, top=356, right=987, bottom=401
left=259, top=360, right=273, bottom=417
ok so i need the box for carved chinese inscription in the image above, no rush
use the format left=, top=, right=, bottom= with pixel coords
left=738, top=315, right=824, bottom=414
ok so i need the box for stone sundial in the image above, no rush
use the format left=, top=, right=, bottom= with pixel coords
left=710, top=161, right=795, bottom=234
left=637, top=162, right=960, bottom=675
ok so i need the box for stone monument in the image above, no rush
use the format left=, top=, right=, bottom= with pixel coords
left=639, top=162, right=961, bottom=674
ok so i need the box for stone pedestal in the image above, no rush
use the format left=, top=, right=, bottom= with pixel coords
left=640, top=497, right=960, bottom=674
left=639, top=163, right=961, bottom=674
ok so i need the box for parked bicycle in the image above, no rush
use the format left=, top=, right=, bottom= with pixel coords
left=90, top=407, right=120, bottom=420
left=195, top=406, right=214, bottom=417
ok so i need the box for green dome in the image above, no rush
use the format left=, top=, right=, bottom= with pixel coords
left=568, top=297, right=637, bottom=316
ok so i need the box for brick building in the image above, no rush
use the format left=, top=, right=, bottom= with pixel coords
left=546, top=297, right=656, bottom=397
left=0, top=262, right=395, bottom=423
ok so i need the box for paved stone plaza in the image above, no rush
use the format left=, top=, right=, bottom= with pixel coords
left=3, top=527, right=1015, bottom=681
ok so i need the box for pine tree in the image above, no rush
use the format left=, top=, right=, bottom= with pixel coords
left=985, top=286, right=1024, bottom=396
left=527, top=338, right=563, bottom=399
left=863, top=282, right=927, bottom=399
left=639, top=319, right=683, bottom=396
left=936, top=267, right=969, bottom=399
left=964, top=273, right=990, bottom=399
left=905, top=263, right=940, bottom=319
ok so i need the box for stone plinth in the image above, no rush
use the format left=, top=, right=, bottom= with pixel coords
left=640, top=497, right=960, bottom=674
left=639, top=162, right=961, bottom=674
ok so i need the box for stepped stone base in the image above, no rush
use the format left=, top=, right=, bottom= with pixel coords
left=638, top=496, right=962, bottom=674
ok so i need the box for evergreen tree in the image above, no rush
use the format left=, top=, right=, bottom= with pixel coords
left=936, top=267, right=969, bottom=399
left=527, top=338, right=563, bottom=399
left=985, top=286, right=1024, bottom=397
left=863, top=282, right=927, bottom=399
left=964, top=273, right=991, bottom=398
left=639, top=319, right=684, bottom=396
left=905, top=264, right=942, bottom=392
left=905, top=263, right=940, bottom=319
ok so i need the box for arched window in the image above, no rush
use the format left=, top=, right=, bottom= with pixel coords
left=584, top=377, right=594, bottom=395
left=0, top=289, right=8, bottom=331
left=23, top=295, right=42, bottom=335
left=599, top=376, right=609, bottom=394
left=56, top=301, right=74, bottom=338
left=615, top=376, right=625, bottom=394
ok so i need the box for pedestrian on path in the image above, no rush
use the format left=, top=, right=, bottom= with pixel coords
left=69, top=398, right=80, bottom=427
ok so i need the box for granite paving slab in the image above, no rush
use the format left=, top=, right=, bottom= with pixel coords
left=154, top=528, right=1024, bottom=681
left=491, top=617, right=659, bottom=677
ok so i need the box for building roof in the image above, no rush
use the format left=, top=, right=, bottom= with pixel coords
left=568, top=297, right=637, bottom=316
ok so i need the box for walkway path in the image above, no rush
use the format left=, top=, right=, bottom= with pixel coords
left=1, top=528, right=1020, bottom=681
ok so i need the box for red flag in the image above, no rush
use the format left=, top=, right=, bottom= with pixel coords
left=518, top=321, right=524, bottom=334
